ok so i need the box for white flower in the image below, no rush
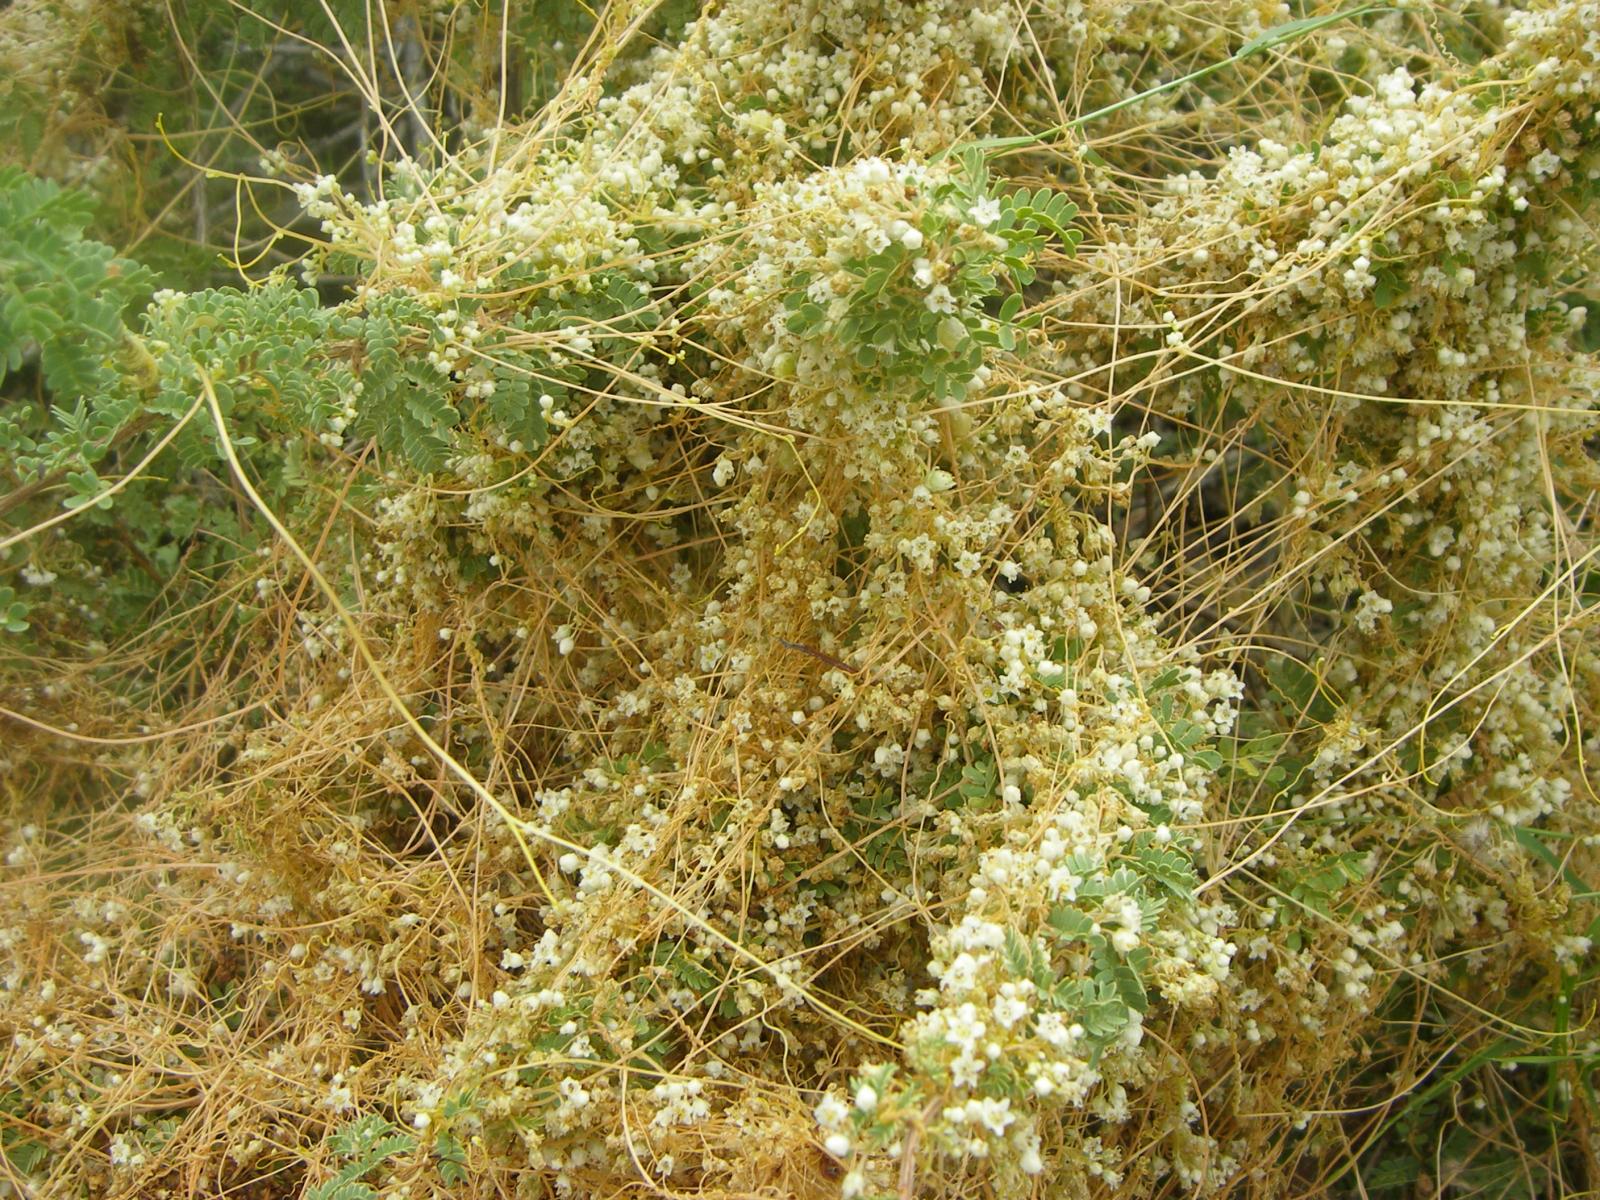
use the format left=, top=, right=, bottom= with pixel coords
left=814, top=1094, right=849, bottom=1129
left=970, top=196, right=1002, bottom=227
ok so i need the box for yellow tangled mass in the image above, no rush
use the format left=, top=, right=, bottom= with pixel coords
left=0, top=0, right=1597, bottom=1197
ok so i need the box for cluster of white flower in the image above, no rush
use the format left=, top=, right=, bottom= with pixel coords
left=300, top=153, right=643, bottom=300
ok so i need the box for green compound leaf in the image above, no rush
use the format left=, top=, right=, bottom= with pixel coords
left=307, top=1115, right=415, bottom=1200
left=1130, top=841, right=1201, bottom=902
